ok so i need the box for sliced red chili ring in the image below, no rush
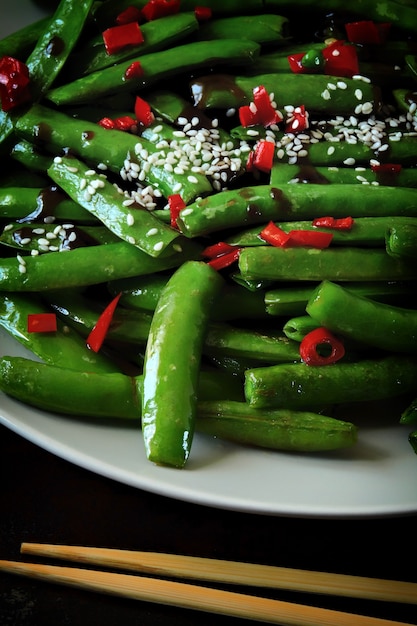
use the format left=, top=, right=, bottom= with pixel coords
left=300, top=326, right=345, bottom=366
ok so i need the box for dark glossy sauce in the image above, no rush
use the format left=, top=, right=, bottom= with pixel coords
left=17, top=186, right=66, bottom=223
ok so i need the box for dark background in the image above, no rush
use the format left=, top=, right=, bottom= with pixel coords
left=1, top=424, right=416, bottom=626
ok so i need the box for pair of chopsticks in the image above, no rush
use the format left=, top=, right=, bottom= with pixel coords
left=0, top=543, right=416, bottom=626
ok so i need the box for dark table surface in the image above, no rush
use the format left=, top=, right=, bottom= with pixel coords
left=1, top=423, right=416, bottom=626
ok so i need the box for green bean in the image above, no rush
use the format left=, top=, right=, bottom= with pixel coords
left=0, top=17, right=50, bottom=59
left=48, top=155, right=182, bottom=257
left=195, top=14, right=290, bottom=46
left=400, top=398, right=417, bottom=425
left=244, top=355, right=417, bottom=409
left=306, top=280, right=417, bottom=354
left=226, top=216, right=417, bottom=249
left=282, top=316, right=319, bottom=343
left=264, top=281, right=417, bottom=316
left=270, top=163, right=417, bottom=187
left=386, top=224, right=417, bottom=260
left=46, top=39, right=260, bottom=106
left=0, top=238, right=202, bottom=292
left=238, top=246, right=415, bottom=282
left=67, top=12, right=200, bottom=77
left=0, top=223, right=118, bottom=253
left=190, top=73, right=378, bottom=116
left=142, top=261, right=223, bottom=468
left=177, top=185, right=417, bottom=238
left=0, top=186, right=95, bottom=223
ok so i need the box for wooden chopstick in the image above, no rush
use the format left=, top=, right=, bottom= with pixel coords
left=20, top=543, right=417, bottom=606
left=0, top=558, right=413, bottom=626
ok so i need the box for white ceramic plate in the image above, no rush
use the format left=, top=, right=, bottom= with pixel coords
left=1, top=329, right=417, bottom=518
left=1, top=1, right=417, bottom=518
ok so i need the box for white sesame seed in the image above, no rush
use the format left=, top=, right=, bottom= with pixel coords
left=153, top=241, right=164, bottom=252
left=187, top=175, right=199, bottom=183
left=126, top=214, right=135, bottom=226
left=53, top=156, right=63, bottom=163
left=321, top=89, right=331, bottom=100
left=343, top=158, right=356, bottom=165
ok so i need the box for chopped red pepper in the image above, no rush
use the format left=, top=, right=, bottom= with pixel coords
left=288, top=41, right=359, bottom=78
left=300, top=326, right=345, bottom=366
left=27, top=313, right=57, bottom=333
left=239, top=85, right=282, bottom=128
left=194, top=6, right=212, bottom=21
left=86, top=293, right=122, bottom=353
left=207, top=248, right=241, bottom=271
left=124, top=60, right=144, bottom=80
left=312, top=216, right=354, bottom=230
left=260, top=221, right=333, bottom=248
left=102, top=22, right=144, bottom=55
left=287, top=52, right=306, bottom=74
left=286, top=105, right=309, bottom=134
left=247, top=140, right=275, bottom=173
left=202, top=241, right=237, bottom=259
left=141, top=0, right=180, bottom=21
left=134, top=95, right=155, bottom=127
left=345, top=20, right=391, bottom=45
left=371, top=163, right=402, bottom=174
left=116, top=6, right=143, bottom=25
left=322, top=40, right=359, bottom=78
left=167, top=194, right=186, bottom=228
left=260, top=222, right=290, bottom=247
left=98, top=115, right=137, bottom=131
left=0, top=56, right=31, bottom=112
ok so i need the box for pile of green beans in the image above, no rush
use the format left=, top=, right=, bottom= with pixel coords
left=0, top=0, right=416, bottom=467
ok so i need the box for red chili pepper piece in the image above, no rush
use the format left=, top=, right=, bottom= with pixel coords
left=345, top=20, right=391, bottom=45
left=322, top=40, right=359, bottom=78
left=207, top=248, right=241, bottom=271
left=86, top=293, right=122, bottom=353
left=27, top=313, right=57, bottom=333
left=287, top=52, right=305, bottom=74
left=0, top=56, right=31, bottom=112
left=102, top=22, right=144, bottom=55
left=248, top=140, right=275, bottom=173
left=134, top=95, right=155, bottom=127
left=300, top=326, right=345, bottom=366
left=371, top=163, right=402, bottom=174
left=286, top=230, right=333, bottom=248
left=286, top=105, right=309, bottom=134
left=202, top=241, right=237, bottom=259
left=124, top=60, right=144, bottom=80
left=114, top=115, right=137, bottom=131
left=239, top=85, right=282, bottom=128
left=168, top=194, right=186, bottom=228
left=98, top=117, right=116, bottom=129
left=141, top=0, right=180, bottom=21
left=312, top=216, right=354, bottom=230
left=194, top=6, right=212, bottom=21
left=260, top=221, right=290, bottom=247
left=116, top=6, right=142, bottom=25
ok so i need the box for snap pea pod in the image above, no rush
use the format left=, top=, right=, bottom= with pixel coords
left=109, top=274, right=268, bottom=321
left=195, top=14, right=290, bottom=46
left=244, top=355, right=417, bottom=409
left=264, top=281, right=417, bottom=317
left=48, top=155, right=181, bottom=258
left=0, top=17, right=49, bottom=59
left=190, top=73, right=379, bottom=116
left=400, top=398, right=417, bottom=425
left=0, top=238, right=202, bottom=292
left=25, top=0, right=95, bottom=100
left=177, top=185, right=417, bottom=238
left=0, top=292, right=118, bottom=373
left=0, top=186, right=95, bottom=223
left=239, top=246, right=416, bottom=283
left=46, top=39, right=261, bottom=107
left=386, top=224, right=417, bottom=260
left=15, top=104, right=213, bottom=203
left=0, top=356, right=355, bottom=452
left=0, top=222, right=118, bottom=253
left=283, top=316, right=321, bottom=343
left=142, top=261, right=223, bottom=468
left=11, top=140, right=55, bottom=175
left=306, top=280, right=417, bottom=354
left=67, top=12, right=200, bottom=77
left=226, top=216, right=417, bottom=248
left=270, top=163, right=417, bottom=188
